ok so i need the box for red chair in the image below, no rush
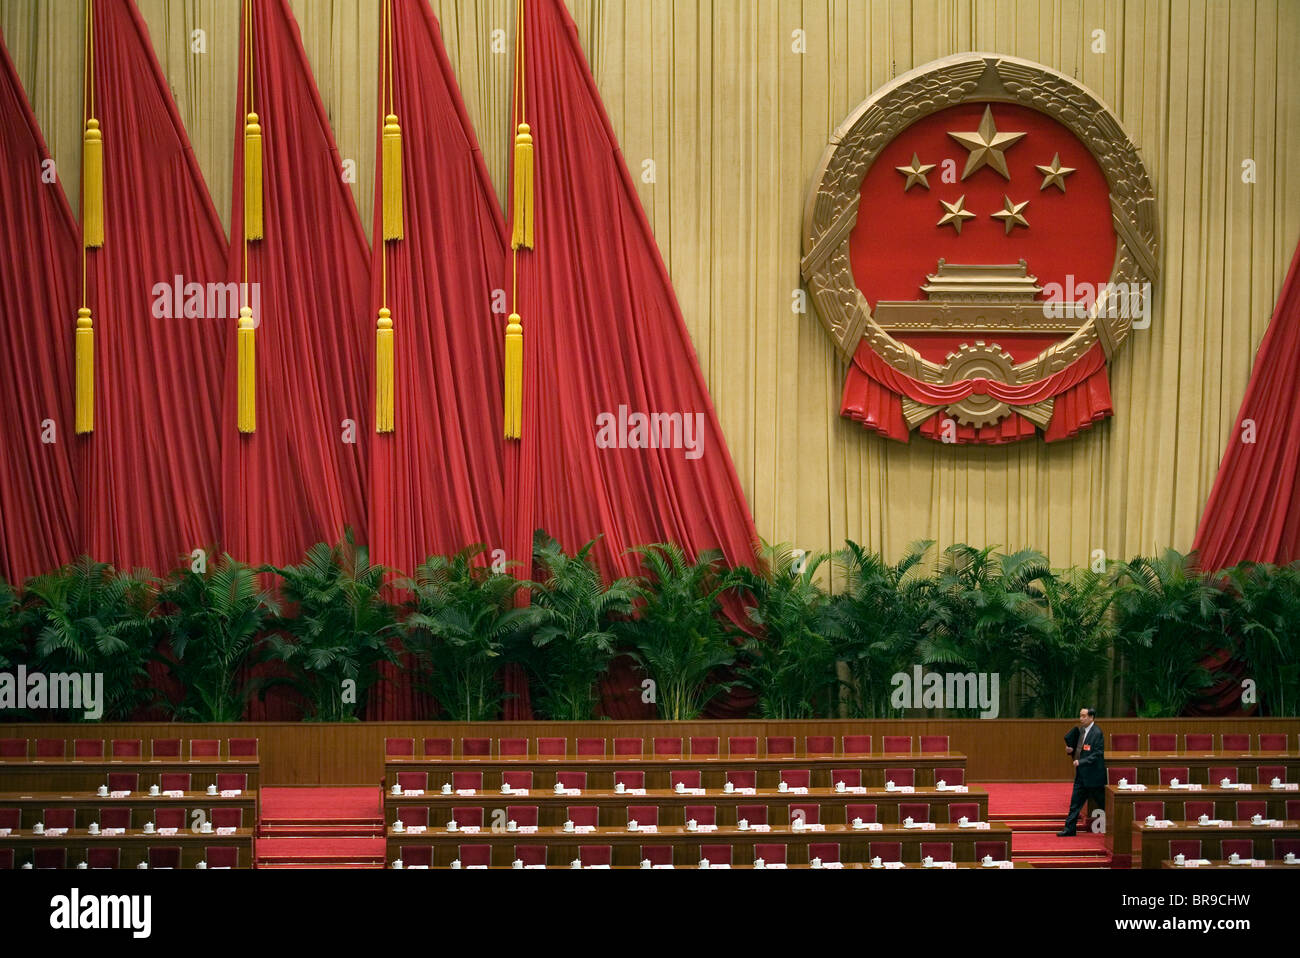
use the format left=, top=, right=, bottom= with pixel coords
left=1158, top=767, right=1189, bottom=786
left=451, top=807, right=483, bottom=828
left=808, top=842, right=839, bottom=863
left=1169, top=840, right=1201, bottom=859
left=614, top=770, right=644, bottom=790
left=148, top=847, right=181, bottom=869
left=579, top=845, right=612, bottom=866
left=1208, top=766, right=1238, bottom=785
left=1221, top=839, right=1254, bottom=858
left=684, top=805, right=716, bottom=826
left=505, top=806, right=538, bottom=827
left=1108, top=767, right=1137, bottom=785
left=652, top=737, right=682, bottom=757
left=754, top=843, right=786, bottom=864
left=899, top=803, right=929, bottom=823
left=728, top=736, right=758, bottom=757
left=737, top=804, right=767, bottom=826
left=1257, top=765, right=1286, bottom=784
left=422, top=737, right=452, bottom=757
left=882, top=736, right=912, bottom=754
left=227, top=738, right=258, bottom=758
left=1286, top=800, right=1300, bottom=819
left=73, top=739, right=104, bottom=759
left=215, top=773, right=247, bottom=792
left=35, top=738, right=66, bottom=758
left=498, top=738, right=528, bottom=756
left=536, top=737, right=566, bottom=756
left=567, top=806, right=599, bottom=827
left=384, top=737, right=414, bottom=756
left=613, top=738, right=643, bottom=757
left=150, top=739, right=181, bottom=759
left=458, top=844, right=491, bottom=866
left=934, top=767, right=965, bottom=786
left=502, top=770, right=533, bottom=790
left=189, top=739, right=219, bottom=758
left=395, top=771, right=428, bottom=792
left=948, top=802, right=980, bottom=823
left=210, top=808, right=242, bottom=829
left=515, top=844, right=547, bottom=866
left=0, top=738, right=27, bottom=758
left=35, top=848, right=67, bottom=869
left=626, top=805, right=658, bottom=826
left=1185, top=734, right=1213, bottom=751
left=1149, top=734, right=1177, bottom=752
left=110, top=739, right=141, bottom=759
left=575, top=738, right=605, bottom=756
left=205, top=847, right=240, bottom=868
left=789, top=803, right=820, bottom=825
left=641, top=845, right=673, bottom=866
left=699, top=844, right=731, bottom=865
left=1273, top=838, right=1300, bottom=857
left=1183, top=801, right=1215, bottom=820
left=765, top=736, right=795, bottom=756
left=780, top=769, right=810, bottom=789
left=0, top=849, right=12, bottom=869
left=159, top=772, right=191, bottom=792
left=99, top=807, right=132, bottom=830
left=451, top=772, right=482, bottom=792
left=1221, top=734, right=1250, bottom=752
left=405, top=849, right=437, bottom=871
left=831, top=769, right=862, bottom=788
left=975, top=840, right=1008, bottom=860
left=1236, top=801, right=1267, bottom=819
left=726, top=770, right=756, bottom=789
left=155, top=808, right=185, bottom=830
left=0, top=808, right=19, bottom=830
left=555, top=771, right=587, bottom=790
left=805, top=736, right=834, bottom=755
left=1259, top=733, right=1289, bottom=751
left=920, top=842, right=953, bottom=862
left=395, top=807, right=429, bottom=828
left=689, top=736, right=720, bottom=756
left=461, top=738, right=491, bottom=757
left=106, top=772, right=138, bottom=792
left=846, top=803, right=877, bottom=823
left=86, top=848, right=120, bottom=869
left=884, top=768, right=915, bottom=787
left=869, top=841, right=902, bottom=862
left=920, top=735, right=949, bottom=754
left=1133, top=801, right=1166, bottom=820
left=842, top=735, right=871, bottom=754
left=43, top=808, right=75, bottom=829
left=669, top=770, right=701, bottom=789
left=1111, top=733, right=1140, bottom=750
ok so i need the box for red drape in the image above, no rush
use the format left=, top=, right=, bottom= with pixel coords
left=0, top=28, right=80, bottom=585
left=365, top=0, right=510, bottom=719
left=80, top=0, right=228, bottom=574
left=503, top=0, right=761, bottom=719
left=221, top=0, right=371, bottom=569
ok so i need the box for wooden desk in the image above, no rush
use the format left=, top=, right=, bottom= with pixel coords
left=394, top=861, right=1033, bottom=870
left=383, top=753, right=967, bottom=791
left=0, top=790, right=258, bottom=830
left=383, top=787, right=989, bottom=828
left=1159, top=859, right=1300, bottom=869
left=385, top=821, right=1014, bottom=867
left=0, top=757, right=260, bottom=794
left=0, top=827, right=255, bottom=868
left=1134, top=820, right=1300, bottom=869
left=1106, top=752, right=1299, bottom=787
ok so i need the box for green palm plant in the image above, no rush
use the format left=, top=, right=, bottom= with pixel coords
left=735, top=542, right=842, bottom=719
left=523, top=533, right=638, bottom=721
left=1220, top=561, right=1300, bottom=717
left=619, top=543, right=744, bottom=720
left=262, top=533, right=399, bottom=721
left=19, top=557, right=157, bottom=720
left=155, top=555, right=278, bottom=722
left=0, top=578, right=26, bottom=670
left=1112, top=549, right=1229, bottom=717
left=401, top=546, right=537, bottom=721
left=832, top=540, right=935, bottom=717
left=1020, top=568, right=1115, bottom=718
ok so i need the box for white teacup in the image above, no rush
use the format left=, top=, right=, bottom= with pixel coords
left=563, top=820, right=575, bottom=833
left=143, top=822, right=155, bottom=833
left=1251, top=813, right=1264, bottom=824
left=393, top=820, right=405, bottom=833
left=149, top=785, right=160, bottom=796
left=724, top=782, right=734, bottom=793
left=792, top=818, right=804, bottom=831
left=885, top=780, right=896, bottom=791
left=391, top=783, right=402, bottom=795
left=627, top=820, right=639, bottom=832
left=1229, top=852, right=1241, bottom=863
left=1118, top=778, right=1128, bottom=787
left=136, top=862, right=148, bottom=870
left=507, top=820, right=518, bottom=833
left=500, top=784, right=512, bottom=795
left=640, top=859, right=652, bottom=869
left=33, top=822, right=44, bottom=834
left=1220, top=778, right=1232, bottom=788
left=441, top=783, right=452, bottom=795
left=76, top=861, right=88, bottom=870
left=737, top=819, right=749, bottom=831
left=21, top=863, right=32, bottom=869
left=811, top=857, right=823, bottom=868
left=1170, top=778, right=1180, bottom=787
left=207, top=784, right=218, bottom=795
left=1286, top=852, right=1297, bottom=863
left=923, top=855, right=934, bottom=867
left=88, top=822, right=100, bottom=835
left=754, top=858, right=766, bottom=869
left=512, top=859, right=524, bottom=869
left=699, top=858, right=710, bottom=869
left=1175, top=853, right=1186, bottom=864
left=778, top=782, right=788, bottom=793
left=835, top=781, right=846, bottom=793
left=1198, top=814, right=1210, bottom=825
left=852, top=817, right=863, bottom=827
left=870, top=856, right=882, bottom=868
left=1146, top=814, right=1157, bottom=825
left=959, top=816, right=969, bottom=826
left=570, top=859, right=582, bottom=869
left=904, top=816, right=915, bottom=827
left=196, top=861, right=207, bottom=870
left=686, top=819, right=698, bottom=832
left=1272, top=777, right=1283, bottom=787
left=982, top=854, right=994, bottom=866
left=446, top=819, right=458, bottom=832
left=553, top=783, right=565, bottom=794
left=614, top=782, right=625, bottom=794
left=392, top=859, right=404, bottom=869
left=450, top=859, right=461, bottom=869
left=97, top=785, right=109, bottom=797
left=201, top=822, right=213, bottom=834
left=674, top=782, right=686, bottom=794
left=936, top=780, right=947, bottom=790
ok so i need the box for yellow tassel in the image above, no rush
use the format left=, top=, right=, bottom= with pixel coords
left=237, top=305, right=256, bottom=433
left=244, top=112, right=263, bottom=240
left=511, top=123, right=534, bottom=250
left=503, top=312, right=523, bottom=439
left=75, top=307, right=94, bottom=434
left=382, top=114, right=403, bottom=241
left=376, top=307, right=395, bottom=432
left=82, top=118, right=103, bottom=248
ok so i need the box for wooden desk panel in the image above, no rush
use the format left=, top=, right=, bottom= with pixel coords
left=0, top=828, right=255, bottom=868
left=0, top=791, right=259, bottom=830
left=0, top=758, right=260, bottom=794
left=1159, top=859, right=1300, bottom=869
left=1135, top=820, right=1300, bottom=869
left=393, top=862, right=1032, bottom=870
left=1105, top=753, right=1299, bottom=787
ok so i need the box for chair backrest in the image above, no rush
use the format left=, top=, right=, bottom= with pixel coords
left=1273, top=838, right=1300, bottom=858
left=1208, top=766, right=1238, bottom=785
left=1287, top=799, right=1300, bottom=820
left=451, top=807, right=483, bottom=827
left=884, top=768, right=915, bottom=787
left=753, top=843, right=786, bottom=864
left=1221, top=733, right=1250, bottom=752
left=458, top=844, right=491, bottom=866
left=1183, top=801, right=1215, bottom=820
left=155, top=808, right=185, bottom=829
left=42, top=807, right=74, bottom=829
left=919, top=842, right=953, bottom=862
left=0, top=848, right=14, bottom=869
left=1132, top=801, right=1165, bottom=820
left=215, top=773, right=247, bottom=792
left=652, top=737, right=682, bottom=756
left=842, top=735, right=872, bottom=754
left=726, top=770, right=756, bottom=789
left=227, top=738, right=258, bottom=758
left=399, top=846, right=433, bottom=867
left=846, top=803, right=877, bottom=823
left=947, top=802, right=980, bottom=823
left=99, top=807, right=131, bottom=829
left=788, top=803, right=819, bottom=825
left=1259, top=733, right=1289, bottom=751
left=1110, top=733, right=1140, bottom=750
left=1168, top=839, right=1201, bottom=859
left=868, top=841, right=902, bottom=862
left=831, top=768, right=862, bottom=788
left=919, top=735, right=949, bottom=754
left=1158, top=767, right=1189, bottom=785
left=1184, top=734, right=1213, bottom=751
left=148, top=846, right=182, bottom=869
left=111, top=739, right=142, bottom=759
left=1148, top=734, right=1177, bottom=751
left=640, top=845, right=673, bottom=866
left=899, top=802, right=929, bottom=823
left=34, top=847, right=67, bottom=869
left=780, top=769, right=810, bottom=789
left=536, top=737, right=566, bottom=756
left=396, top=806, right=429, bottom=827
left=87, top=847, right=120, bottom=869
left=555, top=771, right=587, bottom=790
left=579, top=845, right=612, bottom=867
left=73, top=739, right=104, bottom=758
left=211, top=807, right=242, bottom=829
left=626, top=805, right=658, bottom=826
left=515, top=844, right=547, bottom=866
left=502, top=770, right=533, bottom=790
left=107, top=772, right=138, bottom=792
left=150, top=738, right=181, bottom=759
left=159, top=772, right=190, bottom=792
left=882, top=735, right=912, bottom=754
left=1220, top=839, right=1254, bottom=858
left=684, top=805, right=715, bottom=826
left=728, top=736, right=758, bottom=757
left=1108, top=767, right=1137, bottom=785
left=613, top=738, right=643, bottom=756
left=1236, top=800, right=1267, bottom=819
left=802, top=736, right=832, bottom=755
left=575, top=738, right=605, bottom=756
left=934, top=767, right=965, bottom=786
left=422, top=737, right=452, bottom=757
left=35, top=738, right=66, bottom=758
left=0, top=808, right=19, bottom=829
left=189, top=739, right=220, bottom=758
left=974, top=840, right=1008, bottom=861
left=1256, top=765, right=1286, bottom=784
left=384, top=737, right=414, bottom=756
left=566, top=806, right=599, bottom=827
left=451, top=771, right=483, bottom=792
left=395, top=771, right=427, bottom=791
left=205, top=847, right=240, bottom=868
left=808, top=841, right=839, bottom=863
left=765, top=736, right=795, bottom=756
left=699, top=844, right=731, bottom=865
left=613, top=770, right=644, bottom=789
left=498, top=738, right=529, bottom=757
left=669, top=770, right=701, bottom=789
left=0, top=738, right=27, bottom=758
left=689, top=736, right=719, bottom=756
left=461, top=738, right=491, bottom=757
left=736, top=804, right=767, bottom=825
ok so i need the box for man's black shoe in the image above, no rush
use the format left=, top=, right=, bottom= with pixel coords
left=1056, top=829, right=1076, bottom=837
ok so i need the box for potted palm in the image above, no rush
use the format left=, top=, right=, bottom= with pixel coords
left=1020, top=568, right=1115, bottom=718
left=1220, top=561, right=1300, bottom=716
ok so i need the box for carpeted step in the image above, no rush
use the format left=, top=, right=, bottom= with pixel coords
left=257, top=861, right=385, bottom=869
left=259, top=823, right=385, bottom=838
left=255, top=837, right=385, bottom=864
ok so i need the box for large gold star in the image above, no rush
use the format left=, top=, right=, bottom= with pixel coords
left=1035, top=152, right=1077, bottom=192
left=895, top=152, right=936, bottom=191
left=948, top=106, right=1026, bottom=180
left=937, top=195, right=977, bottom=234
left=990, top=195, right=1030, bottom=234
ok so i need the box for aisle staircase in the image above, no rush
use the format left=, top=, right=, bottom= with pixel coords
left=255, top=786, right=386, bottom=869
left=978, top=782, right=1111, bottom=868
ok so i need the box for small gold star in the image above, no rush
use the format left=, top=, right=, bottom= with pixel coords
left=937, top=195, right=977, bottom=234
left=990, top=195, right=1030, bottom=234
left=895, top=152, right=936, bottom=191
left=1035, top=152, right=1077, bottom=192
left=948, top=106, right=1026, bottom=180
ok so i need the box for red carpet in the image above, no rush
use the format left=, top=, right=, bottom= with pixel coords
left=256, top=787, right=385, bottom=868
left=978, top=782, right=1111, bottom=869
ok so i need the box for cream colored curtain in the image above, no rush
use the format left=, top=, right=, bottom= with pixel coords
left=4, top=0, right=1298, bottom=577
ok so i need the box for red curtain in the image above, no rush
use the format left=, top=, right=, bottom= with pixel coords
left=0, top=28, right=80, bottom=584
left=364, top=0, right=510, bottom=719
left=79, top=0, right=228, bottom=574
left=503, top=0, right=760, bottom=718
left=221, top=0, right=371, bottom=569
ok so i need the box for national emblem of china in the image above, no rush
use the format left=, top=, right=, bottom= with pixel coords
left=802, top=54, right=1159, bottom=444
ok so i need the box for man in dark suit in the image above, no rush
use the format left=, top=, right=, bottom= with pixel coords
left=1057, top=706, right=1107, bottom=836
